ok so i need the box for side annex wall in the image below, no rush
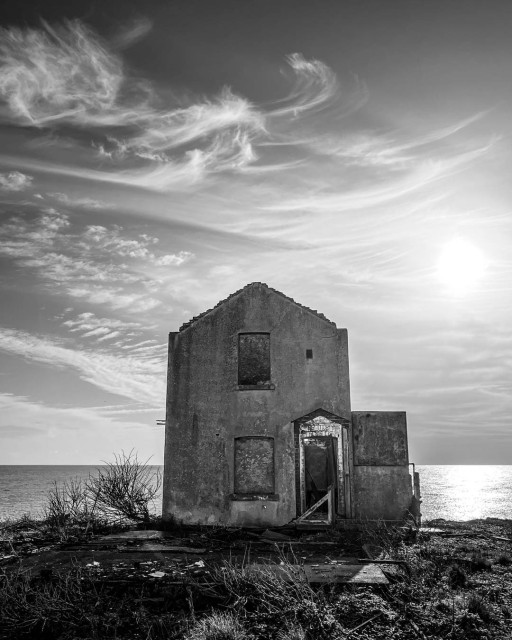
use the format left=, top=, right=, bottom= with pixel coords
left=351, top=411, right=412, bottom=520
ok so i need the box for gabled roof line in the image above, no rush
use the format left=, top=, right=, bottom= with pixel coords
left=179, top=282, right=336, bottom=332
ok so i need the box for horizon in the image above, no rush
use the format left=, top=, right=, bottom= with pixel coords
left=2, top=463, right=512, bottom=467
left=0, top=0, right=511, bottom=465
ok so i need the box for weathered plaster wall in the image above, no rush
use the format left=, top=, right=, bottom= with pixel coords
left=352, top=466, right=413, bottom=520
left=352, top=412, right=408, bottom=466
left=163, top=283, right=351, bottom=526
left=351, top=412, right=411, bottom=520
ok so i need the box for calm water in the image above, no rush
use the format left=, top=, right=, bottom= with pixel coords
left=1, top=465, right=512, bottom=522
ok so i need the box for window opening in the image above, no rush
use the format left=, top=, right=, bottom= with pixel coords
left=238, top=333, right=270, bottom=386
left=234, top=436, right=275, bottom=494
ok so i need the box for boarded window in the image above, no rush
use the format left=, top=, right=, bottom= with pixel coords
left=238, top=333, right=270, bottom=385
left=234, top=437, right=275, bottom=494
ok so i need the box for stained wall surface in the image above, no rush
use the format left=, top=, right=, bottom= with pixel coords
left=163, top=283, right=351, bottom=526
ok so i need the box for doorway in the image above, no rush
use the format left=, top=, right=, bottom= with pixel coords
left=303, top=436, right=337, bottom=515
left=294, top=411, right=350, bottom=524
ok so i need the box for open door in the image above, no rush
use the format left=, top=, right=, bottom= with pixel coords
left=298, top=435, right=338, bottom=523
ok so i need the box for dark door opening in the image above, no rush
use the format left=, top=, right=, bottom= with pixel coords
left=303, top=436, right=338, bottom=519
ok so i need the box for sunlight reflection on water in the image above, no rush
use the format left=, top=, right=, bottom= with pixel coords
left=418, top=465, right=512, bottom=521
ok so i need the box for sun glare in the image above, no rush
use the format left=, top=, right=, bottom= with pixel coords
left=436, top=238, right=486, bottom=296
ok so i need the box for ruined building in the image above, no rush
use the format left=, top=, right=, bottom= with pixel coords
left=163, top=282, right=420, bottom=527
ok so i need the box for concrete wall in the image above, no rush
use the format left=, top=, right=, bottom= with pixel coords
left=352, top=412, right=408, bottom=466
left=352, top=466, right=413, bottom=520
left=163, top=283, right=351, bottom=526
left=351, top=412, right=412, bottom=520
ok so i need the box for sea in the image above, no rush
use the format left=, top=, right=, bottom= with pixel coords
left=1, top=465, right=512, bottom=523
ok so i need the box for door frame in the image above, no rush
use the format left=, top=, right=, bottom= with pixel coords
left=294, top=410, right=351, bottom=519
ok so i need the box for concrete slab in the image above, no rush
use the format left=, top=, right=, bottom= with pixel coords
left=117, top=543, right=206, bottom=554
left=248, top=562, right=388, bottom=584
left=98, top=530, right=169, bottom=541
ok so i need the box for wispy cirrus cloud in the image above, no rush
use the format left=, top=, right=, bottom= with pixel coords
left=0, top=20, right=265, bottom=188
left=0, top=208, right=192, bottom=311
left=46, top=192, right=114, bottom=209
left=79, top=224, right=192, bottom=265
left=65, top=287, right=162, bottom=313
left=0, top=170, right=32, bottom=191
left=61, top=311, right=165, bottom=353
left=0, top=20, right=371, bottom=193
left=0, top=16, right=491, bottom=202
left=0, top=327, right=165, bottom=405
left=0, top=20, right=122, bottom=126
left=270, top=53, right=366, bottom=120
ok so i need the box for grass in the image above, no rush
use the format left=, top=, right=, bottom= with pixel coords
left=2, top=522, right=512, bottom=639
left=0, top=563, right=187, bottom=640
left=3, top=474, right=512, bottom=639
left=185, top=612, right=250, bottom=640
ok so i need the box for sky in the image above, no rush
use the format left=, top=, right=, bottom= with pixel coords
left=0, top=0, right=511, bottom=464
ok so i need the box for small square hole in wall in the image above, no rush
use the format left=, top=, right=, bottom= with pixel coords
left=306, top=349, right=313, bottom=360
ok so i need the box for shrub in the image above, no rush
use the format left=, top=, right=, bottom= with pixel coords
left=44, top=476, right=100, bottom=538
left=40, top=450, right=161, bottom=540
left=86, top=450, right=161, bottom=526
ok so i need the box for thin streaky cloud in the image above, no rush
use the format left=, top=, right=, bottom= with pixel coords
left=260, top=142, right=493, bottom=216
left=112, top=17, right=153, bottom=49
left=0, top=327, right=165, bottom=405
left=46, top=192, right=114, bottom=209
left=62, top=312, right=143, bottom=334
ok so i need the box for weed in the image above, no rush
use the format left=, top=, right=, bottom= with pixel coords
left=212, top=559, right=344, bottom=639
left=496, top=554, right=511, bottom=567
left=470, top=551, right=492, bottom=572
left=185, top=611, right=251, bottom=640
left=276, top=622, right=307, bottom=640
left=448, top=563, right=467, bottom=588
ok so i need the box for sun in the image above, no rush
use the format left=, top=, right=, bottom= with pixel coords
left=436, top=238, right=486, bottom=295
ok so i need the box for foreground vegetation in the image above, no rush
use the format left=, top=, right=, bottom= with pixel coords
left=2, top=457, right=512, bottom=638
left=2, top=518, right=512, bottom=639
